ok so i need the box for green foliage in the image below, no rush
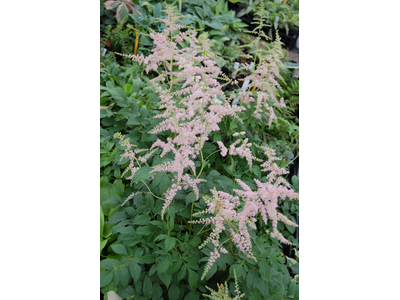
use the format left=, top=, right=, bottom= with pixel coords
left=180, top=0, right=248, bottom=44
left=257, top=0, right=299, bottom=36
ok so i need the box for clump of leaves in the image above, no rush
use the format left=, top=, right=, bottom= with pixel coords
left=104, top=0, right=142, bottom=23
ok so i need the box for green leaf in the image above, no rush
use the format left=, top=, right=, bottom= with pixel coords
left=194, top=6, right=205, bottom=19
left=139, top=254, right=154, bottom=264
left=230, top=121, right=238, bottom=129
left=291, top=175, right=299, bottom=190
left=110, top=244, right=128, bottom=256
left=185, top=192, right=194, bottom=206
left=131, top=166, right=153, bottom=183
left=185, top=256, right=199, bottom=270
left=153, top=283, right=163, bottom=299
left=184, top=291, right=200, bottom=300
left=157, top=255, right=171, bottom=274
left=100, top=207, right=105, bottom=237
left=143, top=276, right=153, bottom=298
left=131, top=78, right=143, bottom=93
left=100, top=258, right=120, bottom=270
left=290, top=262, right=299, bottom=274
left=269, top=284, right=285, bottom=300
left=132, top=214, right=151, bottom=225
left=136, top=225, right=154, bottom=235
left=100, top=238, right=108, bottom=254
left=252, top=165, right=261, bottom=178
left=188, top=269, right=199, bottom=289
left=153, top=2, right=161, bottom=18
left=159, top=272, right=172, bottom=288
left=113, top=179, right=125, bottom=196
left=100, top=270, right=113, bottom=287
left=114, top=167, right=121, bottom=178
left=259, top=260, right=271, bottom=282
left=287, top=281, right=296, bottom=298
left=159, top=175, right=172, bottom=196
left=168, top=259, right=182, bottom=274
left=118, top=266, right=130, bottom=288
left=207, top=20, right=224, bottom=30
left=246, top=268, right=256, bottom=288
left=129, top=263, right=141, bottom=283
left=230, top=264, right=243, bottom=278
left=154, top=234, right=169, bottom=242
left=165, top=236, right=176, bottom=252
left=116, top=286, right=135, bottom=298
left=168, top=285, right=180, bottom=300
left=177, top=265, right=187, bottom=281
left=215, top=175, right=234, bottom=191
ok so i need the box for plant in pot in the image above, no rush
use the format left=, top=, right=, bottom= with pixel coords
left=257, top=0, right=299, bottom=49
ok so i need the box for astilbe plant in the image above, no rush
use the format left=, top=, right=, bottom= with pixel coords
left=115, top=4, right=298, bottom=286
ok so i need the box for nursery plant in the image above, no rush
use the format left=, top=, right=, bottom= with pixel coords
left=104, top=0, right=142, bottom=23
left=100, top=5, right=299, bottom=299
left=179, top=0, right=248, bottom=44
left=257, top=0, right=299, bottom=37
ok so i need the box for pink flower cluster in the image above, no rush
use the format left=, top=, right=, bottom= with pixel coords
left=126, top=6, right=245, bottom=217
left=192, top=145, right=299, bottom=278
left=237, top=45, right=287, bottom=125
left=113, top=132, right=156, bottom=181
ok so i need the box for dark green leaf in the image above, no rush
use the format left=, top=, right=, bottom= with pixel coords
left=100, top=207, right=105, bottom=236
left=100, top=258, right=120, bottom=270
left=115, top=225, right=135, bottom=235
left=290, top=262, right=299, bottom=274
left=168, top=284, right=180, bottom=300
left=159, top=272, right=172, bottom=288
left=131, top=78, right=143, bottom=93
left=132, top=214, right=151, bottom=225
left=230, top=264, right=243, bottom=278
left=108, top=211, right=128, bottom=224
left=139, top=254, right=154, bottom=264
left=184, top=291, right=200, bottom=300
left=291, top=175, right=299, bottom=190
left=153, top=283, right=163, bottom=299
left=254, top=275, right=269, bottom=298
left=153, top=3, right=161, bottom=18
left=143, top=276, right=153, bottom=298
left=177, top=265, right=187, bottom=281
left=113, top=179, right=124, bottom=196
left=168, top=259, right=182, bottom=274
left=185, top=192, right=194, bottom=206
left=118, top=266, right=130, bottom=288
left=110, top=244, right=128, bottom=256
left=259, top=260, right=271, bottom=282
left=154, top=234, right=169, bottom=242
left=157, top=255, right=171, bottom=274
left=129, top=263, right=141, bottom=283
left=165, top=236, right=176, bottom=251
left=246, top=268, right=256, bottom=288
left=100, top=270, right=113, bottom=287
left=287, top=281, right=296, bottom=298
left=194, top=7, right=205, bottom=19
left=188, top=269, right=199, bottom=289
left=159, top=176, right=172, bottom=197
left=131, top=166, right=153, bottom=183
left=185, top=256, right=199, bottom=270
left=269, top=284, right=285, bottom=300
left=136, top=225, right=154, bottom=235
